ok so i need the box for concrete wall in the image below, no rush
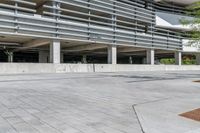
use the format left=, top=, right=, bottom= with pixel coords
left=0, top=63, right=200, bottom=74
left=94, top=64, right=200, bottom=72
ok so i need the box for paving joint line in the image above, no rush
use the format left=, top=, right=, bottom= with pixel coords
left=132, top=97, right=171, bottom=133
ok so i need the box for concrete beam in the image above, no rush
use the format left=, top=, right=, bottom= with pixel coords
left=146, top=49, right=155, bottom=65
left=175, top=51, right=182, bottom=65
left=108, top=45, right=117, bottom=64
left=63, top=44, right=106, bottom=52
left=50, top=40, right=61, bottom=64
left=118, top=47, right=144, bottom=53
left=14, top=39, right=50, bottom=51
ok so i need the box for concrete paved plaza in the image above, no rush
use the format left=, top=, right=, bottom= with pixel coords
left=0, top=71, right=200, bottom=133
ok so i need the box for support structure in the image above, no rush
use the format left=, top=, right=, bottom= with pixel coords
left=15, top=39, right=49, bottom=52
left=63, top=44, right=106, bottom=52
left=175, top=51, right=182, bottom=65
left=61, top=53, right=64, bottom=63
left=108, top=45, right=117, bottom=64
left=82, top=55, right=87, bottom=64
left=196, top=54, right=200, bottom=65
left=50, top=40, right=61, bottom=64
left=146, top=49, right=155, bottom=65
left=129, top=56, right=133, bottom=64
left=39, top=51, right=49, bottom=63
left=8, top=52, right=13, bottom=63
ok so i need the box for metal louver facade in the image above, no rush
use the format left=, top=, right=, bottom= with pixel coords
left=0, top=0, right=183, bottom=50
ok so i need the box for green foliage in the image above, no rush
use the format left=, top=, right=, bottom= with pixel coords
left=160, top=58, right=175, bottom=64
left=182, top=55, right=196, bottom=65
left=181, top=2, right=200, bottom=46
left=182, top=58, right=196, bottom=65
left=160, top=56, right=196, bottom=65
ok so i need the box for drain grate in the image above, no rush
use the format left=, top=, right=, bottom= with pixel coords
left=180, top=108, right=200, bottom=122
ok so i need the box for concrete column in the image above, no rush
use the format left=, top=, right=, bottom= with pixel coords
left=82, top=55, right=87, bottom=64
left=8, top=52, right=13, bottom=63
left=129, top=56, right=133, bottom=64
left=108, top=45, right=117, bottom=64
left=175, top=51, right=182, bottom=65
left=142, top=58, right=146, bottom=64
left=61, top=53, right=64, bottom=63
left=50, top=40, right=61, bottom=64
left=39, top=51, right=49, bottom=63
left=146, top=49, right=155, bottom=65
left=196, top=54, right=200, bottom=65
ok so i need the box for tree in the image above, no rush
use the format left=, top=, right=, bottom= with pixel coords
left=181, top=1, right=200, bottom=46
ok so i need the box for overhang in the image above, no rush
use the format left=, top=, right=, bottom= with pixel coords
left=154, top=0, right=199, bottom=6
left=156, top=12, right=193, bottom=31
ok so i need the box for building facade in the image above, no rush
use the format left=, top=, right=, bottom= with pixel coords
left=0, top=0, right=198, bottom=65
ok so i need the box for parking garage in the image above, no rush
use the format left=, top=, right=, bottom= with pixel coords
left=0, top=0, right=199, bottom=70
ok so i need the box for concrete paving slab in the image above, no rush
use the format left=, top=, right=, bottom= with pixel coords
left=0, top=71, right=199, bottom=133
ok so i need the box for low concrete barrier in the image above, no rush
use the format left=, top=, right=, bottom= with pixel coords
left=0, top=63, right=200, bottom=74
left=94, top=64, right=200, bottom=72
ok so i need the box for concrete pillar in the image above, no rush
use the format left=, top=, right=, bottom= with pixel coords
left=146, top=49, right=155, bottom=65
left=175, top=51, right=182, bottom=65
left=61, top=53, right=64, bottom=63
left=196, top=54, right=200, bottom=65
left=50, top=40, right=61, bottom=64
left=129, top=56, right=133, bottom=64
left=82, top=55, right=87, bottom=64
left=39, top=51, right=49, bottom=63
left=8, top=52, right=13, bottom=63
left=108, top=45, right=117, bottom=64
left=142, top=58, right=146, bottom=64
